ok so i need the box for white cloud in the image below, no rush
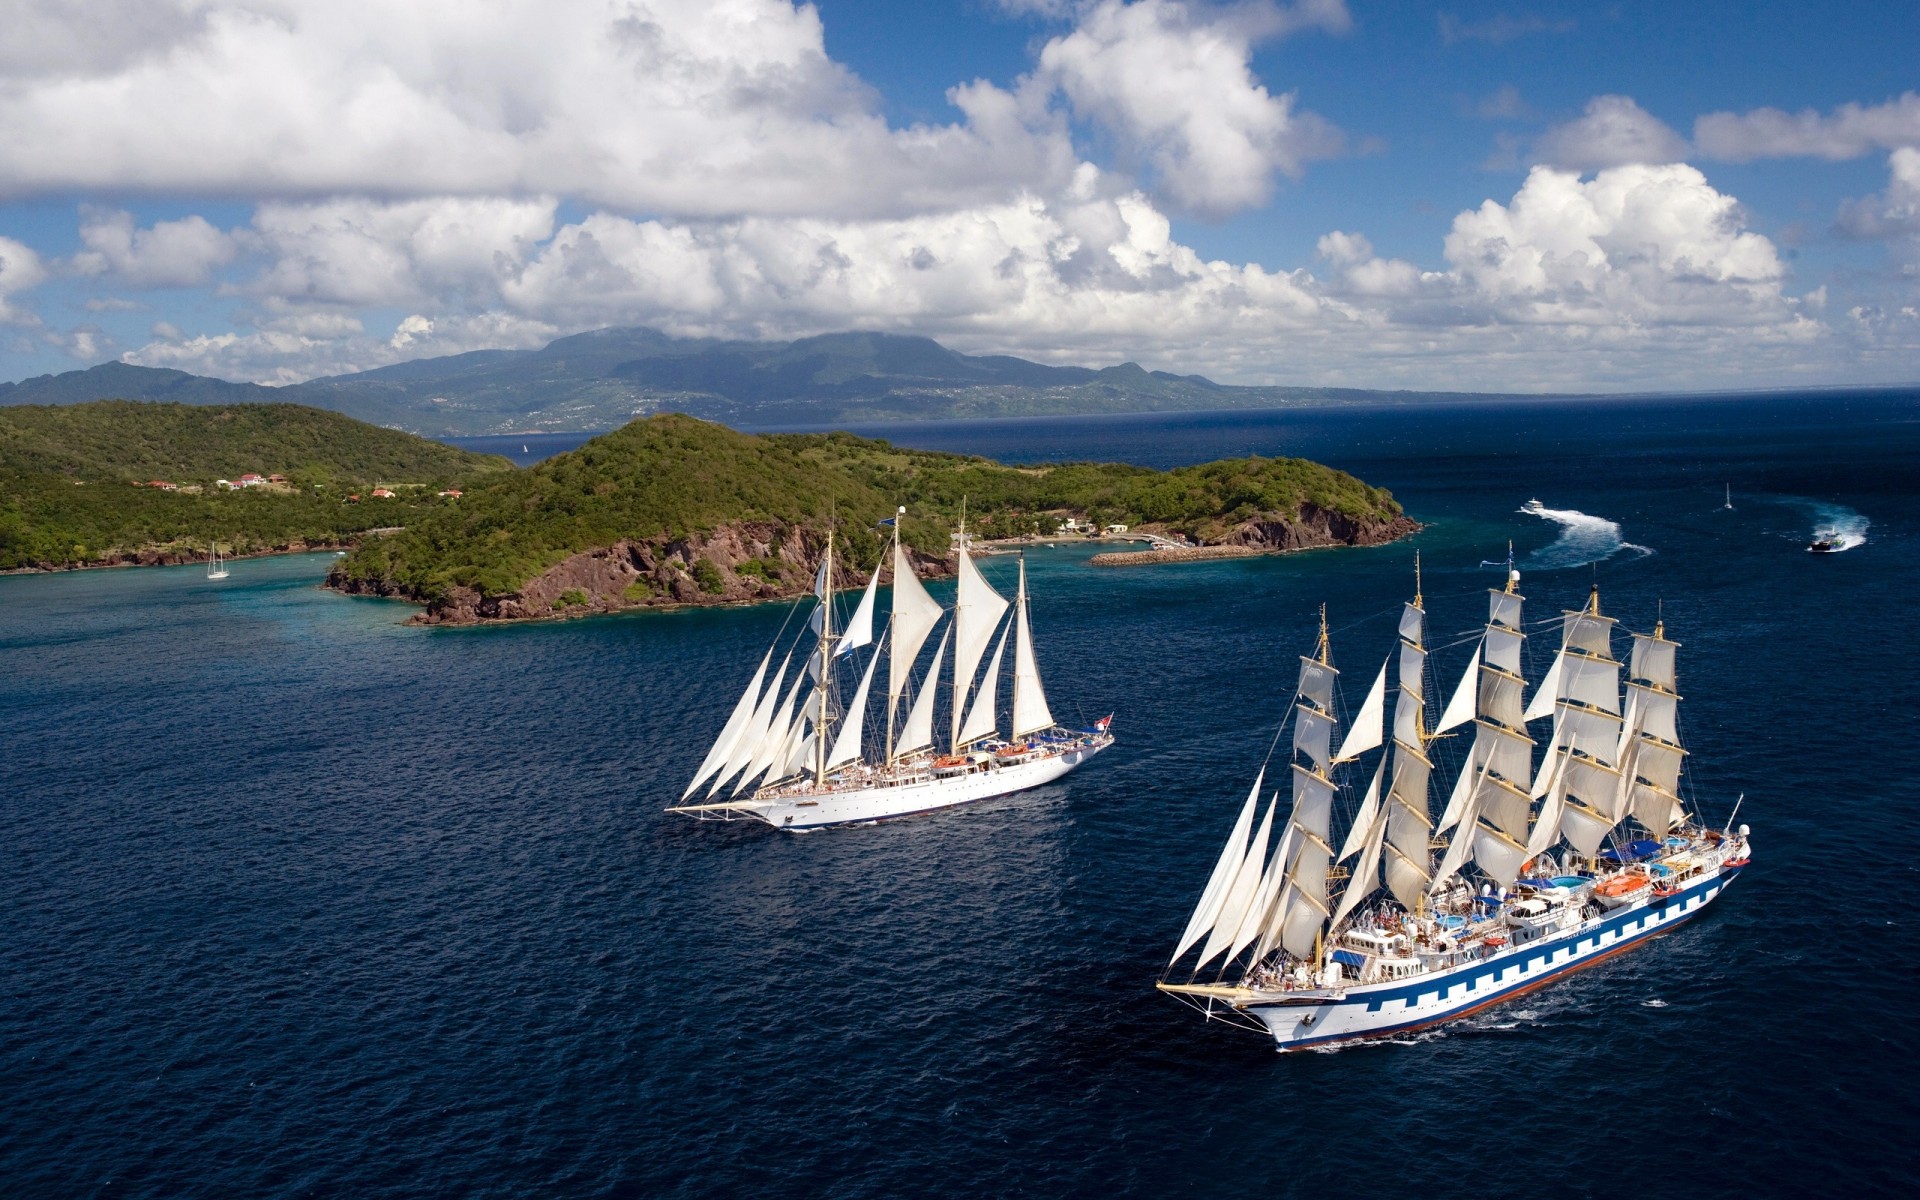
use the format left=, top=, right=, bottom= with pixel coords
left=1036, top=0, right=1346, bottom=216
left=111, top=159, right=1847, bottom=391
left=1837, top=148, right=1920, bottom=239
left=1695, top=93, right=1920, bottom=162
left=72, top=208, right=238, bottom=287
left=0, top=236, right=49, bottom=325
left=1437, top=11, right=1574, bottom=45
left=0, top=0, right=1078, bottom=221
left=1443, top=163, right=1792, bottom=327
left=1533, top=96, right=1690, bottom=171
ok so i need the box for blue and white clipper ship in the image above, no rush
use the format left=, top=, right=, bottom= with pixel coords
left=668, top=512, right=1112, bottom=831
left=1159, top=563, right=1750, bottom=1051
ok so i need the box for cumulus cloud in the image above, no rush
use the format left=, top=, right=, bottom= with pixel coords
left=72, top=209, right=238, bottom=287
left=1533, top=96, right=1690, bottom=171
left=0, top=236, right=49, bottom=324
left=107, top=158, right=1832, bottom=390
left=1443, top=163, right=1791, bottom=326
left=0, top=0, right=1078, bottom=221
left=1837, top=149, right=1920, bottom=271
left=1695, top=93, right=1920, bottom=162
left=1036, top=0, right=1346, bottom=216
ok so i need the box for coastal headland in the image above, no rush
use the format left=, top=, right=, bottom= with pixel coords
left=325, top=412, right=1416, bottom=624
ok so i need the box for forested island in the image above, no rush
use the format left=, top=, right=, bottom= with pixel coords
left=0, top=401, right=511, bottom=570
left=327, top=413, right=1416, bottom=624
left=1, top=401, right=1414, bottom=612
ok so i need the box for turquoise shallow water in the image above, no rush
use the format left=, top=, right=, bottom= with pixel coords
left=5, top=391, right=1917, bottom=1197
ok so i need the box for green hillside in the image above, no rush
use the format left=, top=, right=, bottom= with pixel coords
left=331, top=413, right=1408, bottom=611
left=0, top=401, right=512, bottom=569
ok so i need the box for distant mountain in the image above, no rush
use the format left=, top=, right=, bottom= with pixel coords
left=0, top=328, right=1510, bottom=436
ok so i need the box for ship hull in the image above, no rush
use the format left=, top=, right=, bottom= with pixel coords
left=751, top=737, right=1111, bottom=830
left=1246, top=864, right=1742, bottom=1051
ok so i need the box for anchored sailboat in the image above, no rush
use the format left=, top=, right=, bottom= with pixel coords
left=207, top=540, right=229, bottom=580
left=668, top=510, right=1113, bottom=830
left=1159, top=558, right=1750, bottom=1051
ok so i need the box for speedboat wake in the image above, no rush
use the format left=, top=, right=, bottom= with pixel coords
left=1797, top=500, right=1869, bottom=552
left=1517, top=500, right=1654, bottom=570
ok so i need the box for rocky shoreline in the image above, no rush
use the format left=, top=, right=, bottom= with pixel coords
left=325, top=505, right=1420, bottom=626
left=1, top=538, right=354, bottom=574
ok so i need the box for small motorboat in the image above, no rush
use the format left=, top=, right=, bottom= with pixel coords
left=1808, top=531, right=1840, bottom=553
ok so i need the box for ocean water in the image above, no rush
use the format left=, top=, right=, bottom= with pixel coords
left=5, top=391, right=1917, bottom=1198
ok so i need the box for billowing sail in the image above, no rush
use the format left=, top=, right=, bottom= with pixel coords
left=1334, top=658, right=1388, bottom=761
left=1538, top=599, right=1624, bottom=857
left=1434, top=646, right=1480, bottom=734
left=1010, top=559, right=1055, bottom=739
left=719, top=652, right=792, bottom=795
left=683, top=647, right=771, bottom=799
left=825, top=644, right=882, bottom=770
left=1199, top=795, right=1279, bottom=968
left=740, top=666, right=811, bottom=790
left=1169, top=767, right=1264, bottom=966
left=836, top=563, right=881, bottom=658
left=1297, top=656, right=1337, bottom=711
left=1382, top=594, right=1433, bottom=907
left=888, top=537, right=944, bottom=707
left=1630, top=631, right=1677, bottom=690
left=1330, top=761, right=1388, bottom=928
left=957, top=620, right=1009, bottom=747
left=1524, top=648, right=1565, bottom=722
left=1293, top=705, right=1335, bottom=771
left=950, top=547, right=1010, bottom=750
left=896, top=629, right=948, bottom=757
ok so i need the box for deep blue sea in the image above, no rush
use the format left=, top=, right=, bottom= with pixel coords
left=6, top=392, right=1918, bottom=1198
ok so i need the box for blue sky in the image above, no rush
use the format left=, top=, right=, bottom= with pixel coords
left=1, top=1, right=1916, bottom=392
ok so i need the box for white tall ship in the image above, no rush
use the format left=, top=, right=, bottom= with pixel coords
left=1160, top=561, right=1751, bottom=1051
left=668, top=511, right=1113, bottom=831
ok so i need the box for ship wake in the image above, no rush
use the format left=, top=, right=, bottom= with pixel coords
left=1518, top=500, right=1653, bottom=570
left=1798, top=500, right=1869, bottom=551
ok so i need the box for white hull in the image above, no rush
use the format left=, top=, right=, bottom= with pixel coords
left=745, top=737, right=1110, bottom=830
left=1218, top=863, right=1743, bottom=1052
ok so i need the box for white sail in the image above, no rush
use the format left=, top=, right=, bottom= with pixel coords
left=888, top=537, right=944, bottom=706
left=1630, top=632, right=1678, bottom=690
left=1524, top=648, right=1565, bottom=722
left=1524, top=768, right=1567, bottom=859
left=895, top=629, right=949, bottom=757
left=1293, top=705, right=1335, bottom=772
left=1383, top=796, right=1433, bottom=906
left=682, top=647, right=772, bottom=799
left=1632, top=683, right=1681, bottom=746
left=957, top=619, right=1009, bottom=747
left=1334, top=658, right=1388, bottom=761
left=1471, top=824, right=1529, bottom=886
left=1636, top=739, right=1686, bottom=794
left=1199, top=794, right=1280, bottom=967
left=1433, top=645, right=1480, bottom=734
left=1565, top=610, right=1616, bottom=656
left=1562, top=653, right=1622, bottom=713
left=741, top=665, right=811, bottom=790
left=1297, top=656, right=1338, bottom=711
left=1484, top=624, right=1525, bottom=675
left=1489, top=590, right=1523, bottom=629
left=825, top=642, right=883, bottom=770
left=1633, top=781, right=1683, bottom=837
left=835, top=562, right=881, bottom=659
left=1477, top=668, right=1527, bottom=730
left=1227, top=820, right=1295, bottom=962
left=1336, top=759, right=1383, bottom=862
left=1330, top=764, right=1389, bottom=928
left=1397, top=601, right=1425, bottom=646
left=950, top=547, right=1010, bottom=750
left=715, top=652, right=791, bottom=795
left=1010, top=559, right=1055, bottom=739
left=1169, top=767, right=1264, bottom=966
left=1436, top=750, right=1477, bottom=834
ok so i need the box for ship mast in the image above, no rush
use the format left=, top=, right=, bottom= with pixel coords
left=814, top=529, right=835, bottom=786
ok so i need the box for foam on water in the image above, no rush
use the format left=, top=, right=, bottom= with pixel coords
left=1518, top=499, right=1654, bottom=570
left=1797, top=499, right=1870, bottom=551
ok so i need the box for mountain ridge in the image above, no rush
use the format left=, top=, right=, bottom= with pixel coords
left=0, top=327, right=1538, bottom=437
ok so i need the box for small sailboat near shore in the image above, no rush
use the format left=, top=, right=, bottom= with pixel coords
left=206, top=541, right=229, bottom=580
left=668, top=510, right=1113, bottom=830
left=1159, top=562, right=1750, bottom=1051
